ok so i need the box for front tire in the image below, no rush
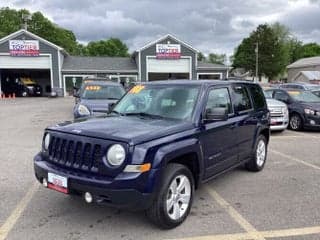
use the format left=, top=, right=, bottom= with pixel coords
left=246, top=135, right=267, bottom=172
left=146, top=163, right=194, bottom=229
left=289, top=113, right=302, bottom=131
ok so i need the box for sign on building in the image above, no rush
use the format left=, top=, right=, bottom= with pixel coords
left=9, top=40, right=40, bottom=56
left=156, top=44, right=181, bottom=59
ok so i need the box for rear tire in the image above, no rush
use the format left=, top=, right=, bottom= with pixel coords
left=246, top=135, right=267, bottom=172
left=289, top=113, right=303, bottom=131
left=146, top=163, right=194, bottom=229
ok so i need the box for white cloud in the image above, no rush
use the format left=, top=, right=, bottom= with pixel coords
left=2, top=0, right=320, bottom=56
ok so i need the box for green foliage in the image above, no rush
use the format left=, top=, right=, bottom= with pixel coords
left=208, top=53, right=226, bottom=64
left=300, top=43, right=320, bottom=58
left=233, top=22, right=320, bottom=81
left=86, top=38, right=129, bottom=57
left=197, top=52, right=206, bottom=61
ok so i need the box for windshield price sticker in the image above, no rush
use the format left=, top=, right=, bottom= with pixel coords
left=130, top=85, right=145, bottom=94
left=85, top=85, right=101, bottom=91
left=288, top=91, right=300, bottom=95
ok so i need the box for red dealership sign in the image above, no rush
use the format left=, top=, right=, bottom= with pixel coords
left=156, top=44, right=181, bottom=59
left=9, top=40, right=40, bottom=56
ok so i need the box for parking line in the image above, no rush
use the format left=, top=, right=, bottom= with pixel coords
left=204, top=186, right=265, bottom=240
left=169, top=226, right=320, bottom=240
left=262, top=226, right=320, bottom=238
left=0, top=182, right=38, bottom=240
left=270, top=149, right=320, bottom=170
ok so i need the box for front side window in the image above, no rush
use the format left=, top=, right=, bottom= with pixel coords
left=113, top=85, right=200, bottom=120
left=274, top=91, right=290, bottom=102
left=232, top=85, right=252, bottom=112
left=205, top=88, right=233, bottom=114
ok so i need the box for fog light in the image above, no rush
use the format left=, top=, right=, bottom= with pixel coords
left=42, top=178, right=48, bottom=188
left=84, top=192, right=93, bottom=203
left=310, top=120, right=316, bottom=125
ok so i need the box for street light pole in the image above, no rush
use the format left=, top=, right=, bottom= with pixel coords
left=255, top=42, right=259, bottom=82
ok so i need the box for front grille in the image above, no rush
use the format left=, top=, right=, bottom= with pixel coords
left=48, top=136, right=102, bottom=173
left=270, top=107, right=284, bottom=118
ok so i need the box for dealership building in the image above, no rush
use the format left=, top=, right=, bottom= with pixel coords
left=0, top=29, right=229, bottom=96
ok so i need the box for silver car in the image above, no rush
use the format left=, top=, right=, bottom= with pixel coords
left=266, top=98, right=289, bottom=131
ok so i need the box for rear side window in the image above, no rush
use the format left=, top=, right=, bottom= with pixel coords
left=248, top=85, right=266, bottom=110
left=232, top=85, right=252, bottom=112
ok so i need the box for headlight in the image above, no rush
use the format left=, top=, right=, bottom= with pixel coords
left=304, top=108, right=315, bottom=115
left=43, top=133, right=50, bottom=151
left=106, top=144, right=126, bottom=166
left=78, top=104, right=90, bottom=116
left=282, top=107, right=289, bottom=116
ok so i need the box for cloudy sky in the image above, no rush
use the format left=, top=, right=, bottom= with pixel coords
left=2, top=0, right=320, bottom=56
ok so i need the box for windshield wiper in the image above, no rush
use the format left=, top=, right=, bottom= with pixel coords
left=123, top=112, right=164, bottom=119
left=106, top=97, right=120, bottom=100
left=109, top=110, right=124, bottom=116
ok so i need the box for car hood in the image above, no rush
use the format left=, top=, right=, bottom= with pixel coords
left=266, top=98, right=286, bottom=108
left=299, top=102, right=320, bottom=111
left=47, top=116, right=194, bottom=145
left=79, top=99, right=118, bottom=111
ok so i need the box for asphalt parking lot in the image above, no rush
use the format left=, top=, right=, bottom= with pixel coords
left=0, top=98, right=319, bottom=240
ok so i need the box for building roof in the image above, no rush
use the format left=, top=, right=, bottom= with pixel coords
left=287, top=56, right=320, bottom=69
left=295, top=71, right=320, bottom=80
left=197, top=61, right=228, bottom=69
left=0, top=29, right=68, bottom=55
left=62, top=56, right=138, bottom=73
left=137, top=34, right=199, bottom=53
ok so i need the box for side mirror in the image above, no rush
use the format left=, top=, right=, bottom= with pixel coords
left=73, top=87, right=80, bottom=98
left=204, top=107, right=228, bottom=123
left=108, top=103, right=116, bottom=112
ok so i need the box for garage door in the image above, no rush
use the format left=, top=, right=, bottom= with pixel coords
left=147, top=58, right=190, bottom=73
left=0, top=55, right=50, bottom=69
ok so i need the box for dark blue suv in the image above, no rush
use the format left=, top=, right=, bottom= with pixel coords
left=34, top=80, right=270, bottom=229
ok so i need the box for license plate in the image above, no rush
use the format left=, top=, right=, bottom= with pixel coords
left=48, top=172, right=68, bottom=194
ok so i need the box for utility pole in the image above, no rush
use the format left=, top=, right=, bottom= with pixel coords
left=255, top=42, right=259, bottom=82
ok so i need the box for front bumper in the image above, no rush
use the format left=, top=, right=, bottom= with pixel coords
left=270, top=116, right=289, bottom=131
left=34, top=155, right=160, bottom=210
left=303, top=114, right=320, bottom=129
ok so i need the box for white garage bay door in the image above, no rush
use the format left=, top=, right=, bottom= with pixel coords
left=147, top=58, right=191, bottom=73
left=0, top=55, right=51, bottom=69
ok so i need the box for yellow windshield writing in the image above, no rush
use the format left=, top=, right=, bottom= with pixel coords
left=85, top=85, right=101, bottom=91
left=130, top=85, right=145, bottom=94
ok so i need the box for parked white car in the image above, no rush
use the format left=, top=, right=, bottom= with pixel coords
left=266, top=98, right=289, bottom=131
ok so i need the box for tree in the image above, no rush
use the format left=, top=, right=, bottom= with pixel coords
left=208, top=53, right=226, bottom=65
left=197, top=52, right=206, bottom=62
left=86, top=38, right=129, bottom=57
left=300, top=43, right=320, bottom=58
left=233, top=24, right=289, bottom=80
left=287, top=38, right=303, bottom=63
left=0, top=8, right=79, bottom=54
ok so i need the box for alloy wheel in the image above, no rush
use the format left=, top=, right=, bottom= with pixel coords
left=166, top=175, right=191, bottom=221
left=256, top=139, right=266, bottom=167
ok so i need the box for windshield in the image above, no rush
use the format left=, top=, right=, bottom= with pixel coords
left=81, top=85, right=125, bottom=100
left=263, top=90, right=273, bottom=99
left=287, top=90, right=320, bottom=103
left=113, top=85, right=200, bottom=120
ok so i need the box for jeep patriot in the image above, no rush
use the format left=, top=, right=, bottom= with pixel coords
left=34, top=80, right=270, bottom=229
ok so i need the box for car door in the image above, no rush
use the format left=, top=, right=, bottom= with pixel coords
left=200, top=86, right=239, bottom=178
left=231, top=84, right=257, bottom=161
